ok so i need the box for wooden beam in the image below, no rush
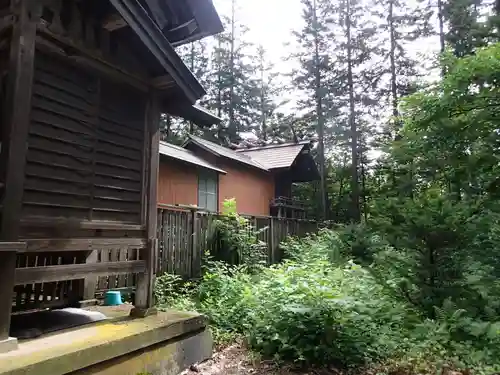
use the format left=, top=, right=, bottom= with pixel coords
left=0, top=0, right=41, bottom=348
left=133, top=91, right=160, bottom=314
left=0, top=242, right=26, bottom=253
left=102, top=13, right=128, bottom=31
left=109, top=0, right=205, bottom=103
left=83, top=250, right=98, bottom=301
left=165, top=18, right=199, bottom=47
left=21, top=216, right=145, bottom=231
left=0, top=14, right=14, bottom=36
left=1, top=0, right=40, bottom=238
left=23, top=238, right=146, bottom=253
left=151, top=74, right=176, bottom=90
left=35, top=25, right=150, bottom=92
left=15, top=261, right=146, bottom=285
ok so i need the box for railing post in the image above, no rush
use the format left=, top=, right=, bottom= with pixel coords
left=132, top=91, right=160, bottom=318
left=0, top=0, right=41, bottom=352
left=82, top=250, right=98, bottom=304
left=190, top=208, right=199, bottom=278
left=269, top=217, right=275, bottom=264
left=0, top=252, right=17, bottom=352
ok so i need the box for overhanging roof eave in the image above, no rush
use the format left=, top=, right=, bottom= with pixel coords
left=164, top=102, right=221, bottom=127
left=110, top=0, right=206, bottom=103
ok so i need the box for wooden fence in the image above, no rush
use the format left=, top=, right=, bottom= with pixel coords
left=155, top=206, right=319, bottom=278
left=91, top=206, right=319, bottom=297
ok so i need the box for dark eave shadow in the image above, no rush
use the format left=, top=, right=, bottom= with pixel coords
left=110, top=0, right=205, bottom=103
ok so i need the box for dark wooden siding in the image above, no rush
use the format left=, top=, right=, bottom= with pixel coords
left=22, top=52, right=145, bottom=225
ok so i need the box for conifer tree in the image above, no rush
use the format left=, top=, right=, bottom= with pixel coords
left=252, top=45, right=285, bottom=142
left=290, top=0, right=336, bottom=219
left=204, top=0, right=260, bottom=144
left=372, top=0, right=432, bottom=134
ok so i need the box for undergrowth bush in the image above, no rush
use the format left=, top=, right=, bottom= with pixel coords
left=209, top=198, right=268, bottom=272
left=155, top=217, right=500, bottom=374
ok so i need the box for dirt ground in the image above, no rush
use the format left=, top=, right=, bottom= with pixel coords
left=180, top=345, right=466, bottom=375
left=181, top=344, right=340, bottom=375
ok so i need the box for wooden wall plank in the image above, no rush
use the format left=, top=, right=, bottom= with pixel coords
left=23, top=238, right=146, bottom=253
left=15, top=261, right=146, bottom=285
left=133, top=91, right=160, bottom=313
left=83, top=250, right=98, bottom=301
left=0, top=0, right=41, bottom=344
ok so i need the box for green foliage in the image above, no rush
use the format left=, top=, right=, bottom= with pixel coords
left=209, top=198, right=268, bottom=272
left=154, top=273, right=196, bottom=311
left=363, top=44, right=500, bottom=323
left=246, top=260, right=401, bottom=367
left=156, top=225, right=500, bottom=373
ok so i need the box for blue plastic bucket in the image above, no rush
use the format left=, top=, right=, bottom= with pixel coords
left=104, top=290, right=123, bottom=306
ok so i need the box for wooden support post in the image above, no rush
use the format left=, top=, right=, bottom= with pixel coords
left=269, top=217, right=275, bottom=264
left=0, top=253, right=17, bottom=353
left=81, top=250, right=99, bottom=306
left=132, top=91, right=160, bottom=318
left=190, top=208, right=199, bottom=278
left=0, top=0, right=40, bottom=352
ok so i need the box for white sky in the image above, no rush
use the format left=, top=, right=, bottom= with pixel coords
left=212, top=0, right=440, bottom=68
left=212, top=0, right=303, bottom=70
left=210, top=0, right=441, bottom=154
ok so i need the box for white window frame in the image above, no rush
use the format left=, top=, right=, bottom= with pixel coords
left=198, top=169, right=218, bottom=212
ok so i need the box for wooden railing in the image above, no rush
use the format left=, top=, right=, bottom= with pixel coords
left=85, top=207, right=319, bottom=298
left=270, top=196, right=309, bottom=219
left=13, top=238, right=147, bottom=312
left=155, top=206, right=319, bottom=278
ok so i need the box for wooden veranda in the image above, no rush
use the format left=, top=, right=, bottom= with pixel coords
left=0, top=0, right=222, bottom=353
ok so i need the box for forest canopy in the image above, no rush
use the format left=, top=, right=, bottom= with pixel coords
left=165, top=0, right=500, bottom=223
left=155, top=1, right=500, bottom=373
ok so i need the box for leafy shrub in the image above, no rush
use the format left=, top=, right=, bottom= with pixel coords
left=281, top=228, right=347, bottom=264
left=246, top=260, right=403, bottom=367
left=190, top=232, right=410, bottom=367
left=367, top=194, right=500, bottom=321
left=209, top=198, right=268, bottom=272
left=154, top=273, right=196, bottom=311
left=197, top=260, right=258, bottom=334
left=156, top=220, right=500, bottom=373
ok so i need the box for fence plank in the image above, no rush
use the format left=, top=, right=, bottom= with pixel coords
left=117, top=248, right=127, bottom=288
left=84, top=208, right=320, bottom=299
left=107, top=248, right=119, bottom=290
left=154, top=208, right=320, bottom=278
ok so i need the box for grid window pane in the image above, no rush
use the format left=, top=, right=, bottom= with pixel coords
left=206, top=193, right=217, bottom=212
left=198, top=170, right=218, bottom=211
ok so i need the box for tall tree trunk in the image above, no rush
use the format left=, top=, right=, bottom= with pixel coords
left=228, top=0, right=236, bottom=140
left=313, top=0, right=328, bottom=220
left=437, top=0, right=446, bottom=77
left=437, top=0, right=445, bottom=53
left=360, top=149, right=368, bottom=222
left=335, top=154, right=348, bottom=221
left=389, top=0, right=399, bottom=128
left=389, top=0, right=404, bottom=193
left=259, top=50, right=267, bottom=141
left=346, top=0, right=361, bottom=222
left=216, top=38, right=222, bottom=119
left=189, top=42, right=195, bottom=134
left=165, top=114, right=172, bottom=139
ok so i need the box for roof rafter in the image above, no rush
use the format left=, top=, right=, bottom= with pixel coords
left=109, top=0, right=205, bottom=103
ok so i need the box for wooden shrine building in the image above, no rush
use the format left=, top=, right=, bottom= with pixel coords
left=0, top=0, right=222, bottom=353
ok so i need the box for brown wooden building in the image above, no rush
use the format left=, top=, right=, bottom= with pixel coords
left=158, top=135, right=320, bottom=217
left=0, top=0, right=221, bottom=353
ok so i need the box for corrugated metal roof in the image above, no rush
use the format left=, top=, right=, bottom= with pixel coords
left=159, top=141, right=226, bottom=174
left=184, top=135, right=269, bottom=171
left=236, top=143, right=309, bottom=170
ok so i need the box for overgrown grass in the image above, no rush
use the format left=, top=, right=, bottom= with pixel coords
left=155, top=222, right=500, bottom=374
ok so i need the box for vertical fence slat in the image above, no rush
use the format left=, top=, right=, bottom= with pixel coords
left=84, top=207, right=320, bottom=301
